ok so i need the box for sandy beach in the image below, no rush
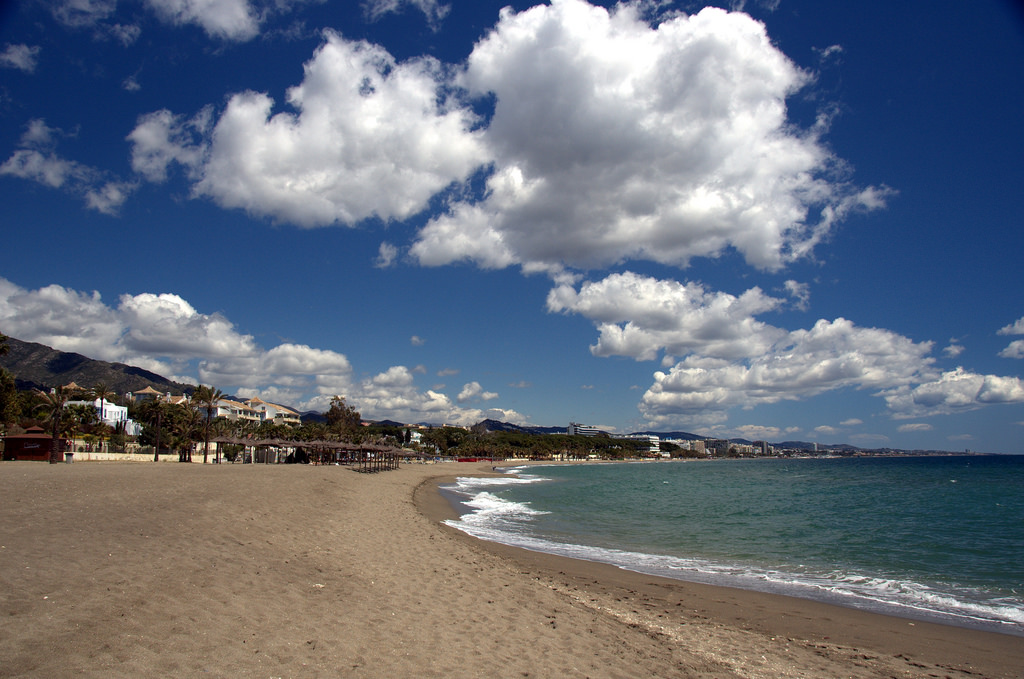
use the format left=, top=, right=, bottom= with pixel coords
left=0, top=461, right=1020, bottom=678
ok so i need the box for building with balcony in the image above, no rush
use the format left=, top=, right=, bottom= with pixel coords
left=568, top=422, right=604, bottom=437
left=245, top=397, right=301, bottom=426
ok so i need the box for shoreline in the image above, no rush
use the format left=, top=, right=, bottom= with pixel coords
left=416, top=465, right=1024, bottom=678
left=1, top=460, right=1021, bottom=678
left=432, top=460, right=1024, bottom=638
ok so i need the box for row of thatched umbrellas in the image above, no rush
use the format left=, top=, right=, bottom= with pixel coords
left=211, top=436, right=414, bottom=471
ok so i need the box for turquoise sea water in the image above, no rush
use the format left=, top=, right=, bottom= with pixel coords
left=441, top=455, right=1024, bottom=636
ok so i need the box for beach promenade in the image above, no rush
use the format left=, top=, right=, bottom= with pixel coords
left=0, top=461, right=1020, bottom=678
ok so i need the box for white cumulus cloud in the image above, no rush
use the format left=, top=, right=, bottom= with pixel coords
left=145, top=0, right=260, bottom=41
left=457, top=381, right=499, bottom=403
left=411, top=1, right=890, bottom=273
left=639, top=316, right=936, bottom=427
left=999, top=340, right=1024, bottom=359
left=998, top=316, right=1024, bottom=358
left=548, top=272, right=786, bottom=361
left=347, top=366, right=522, bottom=425
left=127, top=107, right=212, bottom=183
left=129, top=31, right=488, bottom=227
left=0, top=277, right=353, bottom=406
left=550, top=270, right=1024, bottom=427
left=998, top=317, right=1024, bottom=336
left=883, top=368, right=1024, bottom=419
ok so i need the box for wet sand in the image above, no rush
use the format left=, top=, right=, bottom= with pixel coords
left=0, top=461, right=1020, bottom=678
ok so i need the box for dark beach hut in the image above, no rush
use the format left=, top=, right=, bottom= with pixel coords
left=2, top=426, right=66, bottom=461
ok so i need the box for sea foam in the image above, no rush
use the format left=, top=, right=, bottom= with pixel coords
left=441, top=464, right=1024, bottom=636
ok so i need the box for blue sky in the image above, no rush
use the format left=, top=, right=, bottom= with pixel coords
left=1, top=0, right=1023, bottom=452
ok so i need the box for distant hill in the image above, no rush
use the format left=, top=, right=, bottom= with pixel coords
left=472, top=419, right=567, bottom=435
left=372, top=419, right=408, bottom=429
left=0, top=336, right=193, bottom=397
left=629, top=429, right=703, bottom=441
left=773, top=441, right=862, bottom=452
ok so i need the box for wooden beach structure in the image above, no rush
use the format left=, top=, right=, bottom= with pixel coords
left=210, top=436, right=407, bottom=471
left=1, top=426, right=65, bottom=461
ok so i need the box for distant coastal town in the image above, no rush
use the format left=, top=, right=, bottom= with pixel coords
left=0, top=381, right=983, bottom=463
left=0, top=333, right=988, bottom=463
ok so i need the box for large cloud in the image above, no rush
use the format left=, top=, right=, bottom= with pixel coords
left=127, top=1, right=886, bottom=270
left=547, top=272, right=787, bottom=361
left=639, top=317, right=937, bottom=426
left=129, top=31, right=488, bottom=226
left=552, top=271, right=1024, bottom=427
left=548, top=271, right=1009, bottom=427
left=882, top=368, right=1024, bottom=419
left=0, top=278, right=125, bottom=361
left=200, top=343, right=353, bottom=393
left=411, top=1, right=889, bottom=272
left=0, top=278, right=264, bottom=379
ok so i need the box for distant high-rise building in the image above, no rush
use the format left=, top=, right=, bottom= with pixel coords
left=568, top=422, right=603, bottom=437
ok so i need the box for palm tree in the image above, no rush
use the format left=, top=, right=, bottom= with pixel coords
left=34, top=386, right=72, bottom=464
left=146, top=399, right=167, bottom=462
left=167, top=402, right=201, bottom=462
left=90, top=383, right=114, bottom=424
left=66, top=403, right=98, bottom=450
left=192, top=385, right=224, bottom=464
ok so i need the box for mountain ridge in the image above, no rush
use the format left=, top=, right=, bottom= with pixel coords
left=0, top=336, right=193, bottom=396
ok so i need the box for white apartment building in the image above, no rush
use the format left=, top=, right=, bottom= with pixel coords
left=213, top=398, right=261, bottom=423
left=617, top=433, right=661, bottom=455
left=67, top=397, right=142, bottom=436
left=244, top=397, right=301, bottom=426
left=568, top=422, right=604, bottom=436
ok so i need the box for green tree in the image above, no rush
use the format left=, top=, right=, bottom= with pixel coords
left=137, top=398, right=171, bottom=461
left=168, top=402, right=201, bottom=462
left=108, top=420, right=127, bottom=454
left=66, top=403, right=98, bottom=449
left=325, top=396, right=361, bottom=438
left=34, top=386, right=72, bottom=464
left=255, top=419, right=290, bottom=441
left=421, top=426, right=467, bottom=455
left=90, top=383, right=116, bottom=425
left=0, top=368, right=18, bottom=435
left=192, top=385, right=225, bottom=463
left=0, top=332, right=17, bottom=435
